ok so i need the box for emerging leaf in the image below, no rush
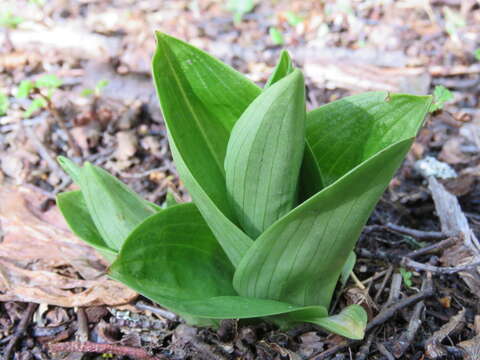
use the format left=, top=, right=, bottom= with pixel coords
left=152, top=32, right=260, bottom=266
left=58, top=157, right=158, bottom=251
left=265, top=50, right=294, bottom=88
left=225, top=70, right=306, bottom=238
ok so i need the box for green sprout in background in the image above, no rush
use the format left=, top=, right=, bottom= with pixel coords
left=228, top=0, right=254, bottom=24
left=0, top=92, right=9, bottom=116
left=16, top=74, right=63, bottom=118
left=429, top=85, right=453, bottom=113
left=0, top=10, right=24, bottom=29
left=399, top=268, right=414, bottom=288
left=81, top=79, right=109, bottom=98
left=57, top=34, right=432, bottom=340
left=474, top=49, right=480, bottom=62
left=269, top=27, right=284, bottom=45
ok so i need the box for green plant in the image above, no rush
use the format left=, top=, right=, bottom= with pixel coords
left=399, top=268, right=413, bottom=288
left=474, top=49, right=480, bottom=61
left=81, top=79, right=109, bottom=97
left=0, top=92, right=9, bottom=116
left=0, top=10, right=24, bottom=29
left=269, top=26, right=284, bottom=45
left=227, top=0, right=254, bottom=24
left=429, top=85, right=453, bottom=113
left=57, top=33, right=431, bottom=340
left=285, top=11, right=303, bottom=27
left=16, top=74, right=62, bottom=118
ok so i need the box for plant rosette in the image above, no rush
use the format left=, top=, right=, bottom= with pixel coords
left=57, top=33, right=432, bottom=340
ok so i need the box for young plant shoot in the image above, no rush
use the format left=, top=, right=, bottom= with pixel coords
left=57, top=33, right=432, bottom=340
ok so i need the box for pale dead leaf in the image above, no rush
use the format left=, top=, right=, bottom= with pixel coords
left=0, top=185, right=137, bottom=307
left=438, top=137, right=470, bottom=165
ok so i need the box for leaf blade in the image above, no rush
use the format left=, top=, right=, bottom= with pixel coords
left=265, top=50, right=294, bottom=88
left=306, top=92, right=432, bottom=186
left=56, top=190, right=117, bottom=262
left=224, top=70, right=306, bottom=238
left=152, top=33, right=260, bottom=266
left=233, top=138, right=422, bottom=308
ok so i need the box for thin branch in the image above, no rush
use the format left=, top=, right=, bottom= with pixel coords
left=47, top=341, right=167, bottom=360
left=36, top=90, right=82, bottom=157
left=385, top=223, right=445, bottom=240
left=4, top=303, right=38, bottom=360
left=402, top=258, right=480, bottom=275
left=404, top=237, right=457, bottom=259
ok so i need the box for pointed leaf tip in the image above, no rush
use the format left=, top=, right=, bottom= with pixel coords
left=225, top=69, right=306, bottom=238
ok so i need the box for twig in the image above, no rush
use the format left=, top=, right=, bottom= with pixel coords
left=135, top=301, right=178, bottom=321
left=376, top=342, right=395, bottom=360
left=24, top=125, right=67, bottom=182
left=401, top=258, right=480, bottom=275
left=389, top=300, right=424, bottom=358
left=425, top=308, right=466, bottom=358
left=355, top=330, right=377, bottom=360
left=308, top=284, right=434, bottom=360
left=384, top=273, right=402, bottom=308
left=118, top=166, right=169, bottom=179
left=4, top=303, right=38, bottom=360
left=385, top=223, right=445, bottom=240
left=429, top=64, right=480, bottom=77
left=403, top=237, right=458, bottom=259
left=373, top=266, right=393, bottom=303
left=366, top=284, right=434, bottom=332
left=76, top=307, right=89, bottom=342
left=36, top=90, right=82, bottom=157
left=47, top=341, right=166, bottom=360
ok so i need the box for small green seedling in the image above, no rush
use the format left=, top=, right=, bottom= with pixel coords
left=269, top=27, right=284, bottom=45
left=443, top=7, right=465, bottom=39
left=285, top=11, right=303, bottom=27
left=429, top=85, right=453, bottom=113
left=16, top=74, right=62, bottom=118
left=228, top=0, right=254, bottom=24
left=474, top=49, right=480, bottom=62
left=57, top=34, right=431, bottom=340
left=0, top=93, right=9, bottom=116
left=81, top=79, right=109, bottom=97
left=399, top=268, right=413, bottom=288
left=0, top=10, right=24, bottom=29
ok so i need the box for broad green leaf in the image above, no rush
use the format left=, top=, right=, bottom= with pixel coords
left=265, top=50, right=294, bottom=88
left=225, top=70, right=306, bottom=238
left=57, top=190, right=116, bottom=263
left=233, top=138, right=422, bottom=308
left=306, top=92, right=432, bottom=187
left=298, top=141, right=324, bottom=202
left=58, top=156, right=81, bottom=183
left=152, top=32, right=260, bottom=266
left=294, top=304, right=367, bottom=340
left=110, top=203, right=368, bottom=338
left=340, top=252, right=356, bottom=286
left=58, top=159, right=158, bottom=251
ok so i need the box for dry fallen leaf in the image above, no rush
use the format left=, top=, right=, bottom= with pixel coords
left=0, top=184, right=137, bottom=307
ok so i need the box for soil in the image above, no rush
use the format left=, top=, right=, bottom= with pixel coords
left=1, top=0, right=480, bottom=359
